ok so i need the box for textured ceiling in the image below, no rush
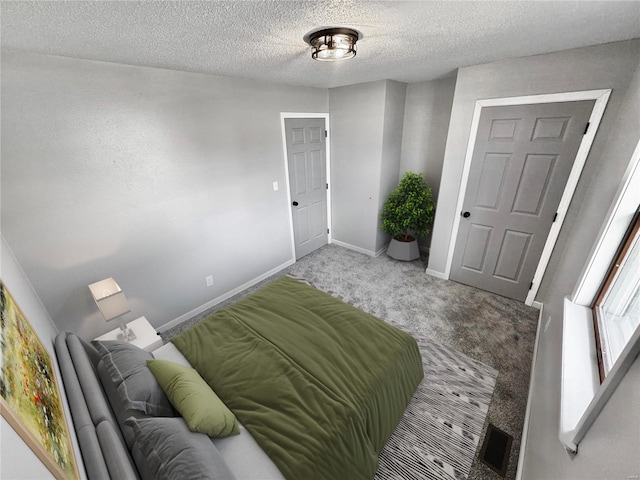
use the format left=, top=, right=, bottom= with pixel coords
left=2, top=1, right=639, bottom=89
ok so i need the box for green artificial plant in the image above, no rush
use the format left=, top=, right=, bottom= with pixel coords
left=380, top=172, right=436, bottom=242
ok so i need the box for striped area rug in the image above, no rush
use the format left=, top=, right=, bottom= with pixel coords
left=287, top=274, right=499, bottom=480
left=375, top=335, right=498, bottom=480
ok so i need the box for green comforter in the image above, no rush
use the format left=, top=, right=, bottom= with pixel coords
left=171, top=276, right=423, bottom=480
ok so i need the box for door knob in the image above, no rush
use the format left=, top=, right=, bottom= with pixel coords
left=462, top=211, right=471, bottom=218
left=292, top=201, right=299, bottom=206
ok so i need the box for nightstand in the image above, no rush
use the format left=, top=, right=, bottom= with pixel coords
left=94, top=316, right=163, bottom=352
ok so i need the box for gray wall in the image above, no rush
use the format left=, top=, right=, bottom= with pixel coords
left=0, top=237, right=85, bottom=479
left=399, top=76, right=456, bottom=249
left=329, top=80, right=409, bottom=255
left=521, top=59, right=640, bottom=479
left=329, top=80, right=387, bottom=254
left=428, top=39, right=640, bottom=277
left=1, top=51, right=328, bottom=339
left=400, top=76, right=456, bottom=202
left=376, top=80, right=407, bottom=252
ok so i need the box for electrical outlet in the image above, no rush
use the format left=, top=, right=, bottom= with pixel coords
left=205, top=275, right=213, bottom=287
left=273, top=181, right=279, bottom=191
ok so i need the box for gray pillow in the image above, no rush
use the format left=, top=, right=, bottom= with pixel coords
left=126, top=417, right=237, bottom=480
left=98, top=358, right=150, bottom=449
left=92, top=340, right=174, bottom=417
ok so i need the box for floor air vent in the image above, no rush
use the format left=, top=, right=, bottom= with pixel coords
left=478, top=423, right=513, bottom=476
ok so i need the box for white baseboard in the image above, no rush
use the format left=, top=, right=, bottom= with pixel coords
left=531, top=301, right=543, bottom=310
left=330, top=239, right=379, bottom=257
left=515, top=302, right=544, bottom=479
left=331, top=239, right=425, bottom=258
left=375, top=245, right=388, bottom=257
left=425, top=268, right=448, bottom=279
left=158, top=258, right=295, bottom=333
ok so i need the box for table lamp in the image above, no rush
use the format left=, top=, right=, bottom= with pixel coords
left=88, top=277, right=136, bottom=341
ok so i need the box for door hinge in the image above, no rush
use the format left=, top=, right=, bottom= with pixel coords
left=553, top=212, right=558, bottom=222
left=327, top=228, right=330, bottom=234
left=529, top=282, right=534, bottom=290
left=326, top=183, right=329, bottom=190
left=583, top=122, right=590, bottom=135
left=325, top=130, right=327, bottom=138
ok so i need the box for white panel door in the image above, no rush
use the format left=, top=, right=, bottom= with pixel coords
left=450, top=100, right=595, bottom=301
left=285, top=118, right=328, bottom=259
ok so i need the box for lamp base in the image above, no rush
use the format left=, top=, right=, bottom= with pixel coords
left=117, top=320, right=137, bottom=342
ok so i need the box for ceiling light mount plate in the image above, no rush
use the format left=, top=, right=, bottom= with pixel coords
left=304, top=27, right=363, bottom=62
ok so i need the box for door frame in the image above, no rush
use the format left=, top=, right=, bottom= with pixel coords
left=280, top=112, right=332, bottom=261
left=444, top=89, right=611, bottom=306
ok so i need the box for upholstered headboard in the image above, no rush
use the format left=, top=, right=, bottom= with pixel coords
left=54, top=331, right=139, bottom=479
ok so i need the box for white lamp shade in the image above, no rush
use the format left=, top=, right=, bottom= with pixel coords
left=89, top=278, right=131, bottom=321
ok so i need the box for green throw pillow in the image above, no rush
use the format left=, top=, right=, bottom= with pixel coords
left=146, top=359, right=239, bottom=437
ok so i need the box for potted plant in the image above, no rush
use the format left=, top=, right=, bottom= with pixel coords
left=380, top=171, right=436, bottom=261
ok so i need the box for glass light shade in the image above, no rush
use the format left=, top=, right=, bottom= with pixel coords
left=306, top=28, right=360, bottom=62
left=312, top=34, right=356, bottom=61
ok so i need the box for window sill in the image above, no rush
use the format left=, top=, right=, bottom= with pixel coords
left=560, top=296, right=600, bottom=452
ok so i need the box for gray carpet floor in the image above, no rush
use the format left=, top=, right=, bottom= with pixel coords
left=162, top=244, right=539, bottom=480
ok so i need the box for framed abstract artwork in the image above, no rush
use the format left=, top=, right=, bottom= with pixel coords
left=0, top=281, right=79, bottom=479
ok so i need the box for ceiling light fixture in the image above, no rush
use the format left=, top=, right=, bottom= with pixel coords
left=304, top=27, right=362, bottom=62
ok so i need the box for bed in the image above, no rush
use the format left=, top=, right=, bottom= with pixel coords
left=55, top=275, right=423, bottom=479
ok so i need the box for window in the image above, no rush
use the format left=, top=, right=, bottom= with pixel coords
left=592, top=209, right=640, bottom=380
left=559, top=140, right=640, bottom=452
